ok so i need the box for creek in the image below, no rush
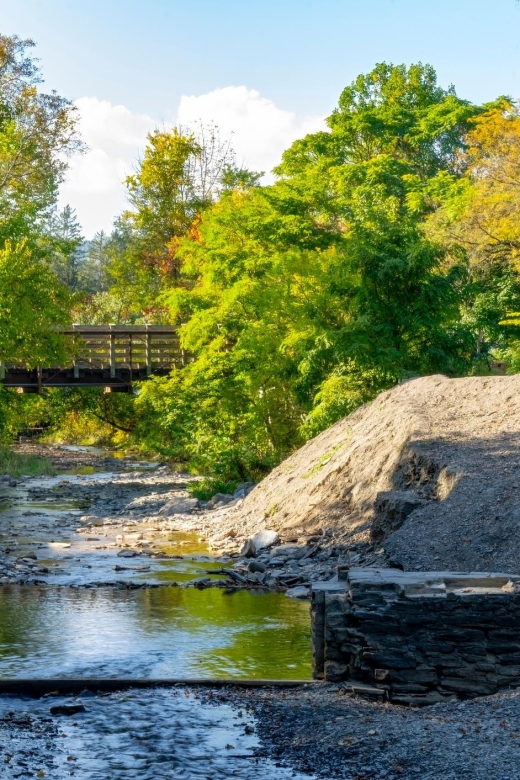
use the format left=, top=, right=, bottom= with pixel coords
left=0, top=448, right=312, bottom=680
left=0, top=448, right=315, bottom=779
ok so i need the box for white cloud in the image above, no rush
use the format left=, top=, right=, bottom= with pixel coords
left=59, top=97, right=157, bottom=236
left=176, top=86, right=326, bottom=177
left=59, top=89, right=326, bottom=238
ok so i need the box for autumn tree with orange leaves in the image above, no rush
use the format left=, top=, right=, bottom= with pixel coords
left=106, top=125, right=236, bottom=316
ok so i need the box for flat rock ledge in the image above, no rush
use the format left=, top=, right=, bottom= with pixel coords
left=311, top=568, right=520, bottom=705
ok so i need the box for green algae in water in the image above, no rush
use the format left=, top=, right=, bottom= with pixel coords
left=0, top=585, right=311, bottom=680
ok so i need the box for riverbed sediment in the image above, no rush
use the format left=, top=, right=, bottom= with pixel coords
left=0, top=444, right=356, bottom=592
left=1, top=445, right=518, bottom=780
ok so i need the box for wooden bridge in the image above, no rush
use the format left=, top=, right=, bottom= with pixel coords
left=0, top=325, right=187, bottom=392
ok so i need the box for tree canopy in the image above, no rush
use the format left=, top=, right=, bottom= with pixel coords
left=4, top=45, right=520, bottom=481
left=0, top=35, right=78, bottom=365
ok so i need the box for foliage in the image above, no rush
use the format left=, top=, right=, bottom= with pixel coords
left=45, top=204, right=84, bottom=290
left=0, top=240, right=71, bottom=365
left=107, top=124, right=236, bottom=315
left=0, top=35, right=78, bottom=370
left=78, top=230, right=111, bottom=293
left=426, top=101, right=520, bottom=367
left=5, top=44, right=520, bottom=486
left=132, top=63, right=478, bottom=479
left=0, top=35, right=81, bottom=245
left=0, top=447, right=56, bottom=477
left=38, top=387, right=136, bottom=446
left=187, top=478, right=240, bottom=501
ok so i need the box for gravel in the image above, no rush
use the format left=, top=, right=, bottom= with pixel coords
left=217, top=683, right=520, bottom=780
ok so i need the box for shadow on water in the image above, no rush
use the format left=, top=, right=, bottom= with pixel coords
left=0, top=585, right=311, bottom=680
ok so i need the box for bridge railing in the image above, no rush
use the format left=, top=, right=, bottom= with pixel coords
left=66, top=325, right=186, bottom=377
left=0, top=324, right=188, bottom=390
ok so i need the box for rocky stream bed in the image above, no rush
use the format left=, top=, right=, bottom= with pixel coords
left=1, top=445, right=520, bottom=779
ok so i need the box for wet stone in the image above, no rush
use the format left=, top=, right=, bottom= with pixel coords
left=0, top=689, right=315, bottom=780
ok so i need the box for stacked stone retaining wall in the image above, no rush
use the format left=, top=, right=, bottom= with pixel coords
left=311, top=569, right=520, bottom=704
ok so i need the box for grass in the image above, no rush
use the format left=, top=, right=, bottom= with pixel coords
left=0, top=448, right=57, bottom=477
left=302, top=443, right=343, bottom=479
left=188, top=477, right=240, bottom=501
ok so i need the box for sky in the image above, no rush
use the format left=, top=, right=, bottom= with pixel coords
left=2, top=0, right=520, bottom=236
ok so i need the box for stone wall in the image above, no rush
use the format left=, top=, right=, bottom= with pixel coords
left=311, top=569, right=520, bottom=704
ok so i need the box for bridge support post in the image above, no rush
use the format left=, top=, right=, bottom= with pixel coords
left=110, top=327, right=116, bottom=379
left=145, top=327, right=152, bottom=376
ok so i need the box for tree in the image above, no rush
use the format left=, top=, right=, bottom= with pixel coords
left=0, top=241, right=70, bottom=366
left=0, top=35, right=81, bottom=246
left=425, top=102, right=520, bottom=370
left=431, top=103, right=520, bottom=268
left=277, top=62, right=478, bottom=179
left=77, top=230, right=111, bottom=293
left=135, top=64, right=475, bottom=478
left=107, top=124, right=236, bottom=314
left=0, top=35, right=79, bottom=372
left=46, top=204, right=84, bottom=289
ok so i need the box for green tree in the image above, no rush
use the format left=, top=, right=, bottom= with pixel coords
left=0, top=35, right=81, bottom=245
left=107, top=124, right=236, bottom=315
left=0, top=241, right=70, bottom=365
left=0, top=36, right=78, bottom=378
left=135, top=63, right=479, bottom=478
left=46, top=204, right=84, bottom=290
left=78, top=230, right=110, bottom=293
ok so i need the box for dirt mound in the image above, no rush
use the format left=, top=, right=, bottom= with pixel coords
left=233, top=374, right=520, bottom=572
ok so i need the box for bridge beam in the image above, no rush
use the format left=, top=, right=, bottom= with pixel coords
left=1, top=324, right=187, bottom=390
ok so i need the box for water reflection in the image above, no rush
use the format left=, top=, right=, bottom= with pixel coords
left=0, top=586, right=311, bottom=679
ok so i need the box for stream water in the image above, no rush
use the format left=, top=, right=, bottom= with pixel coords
left=0, top=451, right=315, bottom=779
left=0, top=585, right=310, bottom=679
left=0, top=451, right=312, bottom=680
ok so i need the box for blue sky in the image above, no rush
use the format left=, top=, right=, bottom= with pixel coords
left=2, top=0, right=520, bottom=235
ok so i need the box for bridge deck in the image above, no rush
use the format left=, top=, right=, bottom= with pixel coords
left=1, top=325, right=186, bottom=391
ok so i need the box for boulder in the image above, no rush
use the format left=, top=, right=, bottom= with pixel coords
left=248, top=560, right=266, bottom=573
left=117, top=549, right=139, bottom=558
left=50, top=703, right=86, bottom=716
left=159, top=497, right=199, bottom=516
left=80, top=515, right=104, bottom=527
left=208, top=492, right=234, bottom=507
left=241, top=529, right=280, bottom=557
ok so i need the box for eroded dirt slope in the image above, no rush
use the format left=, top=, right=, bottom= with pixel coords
left=231, top=374, right=520, bottom=572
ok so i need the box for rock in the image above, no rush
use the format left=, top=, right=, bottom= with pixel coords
left=117, top=549, right=139, bottom=558
left=78, top=690, right=95, bottom=698
left=233, top=482, right=256, bottom=499
left=371, top=490, right=427, bottom=543
left=266, top=556, right=286, bottom=566
left=227, top=570, right=248, bottom=584
left=20, top=552, right=37, bottom=560
left=241, top=529, right=280, bottom=557
left=208, top=493, right=234, bottom=507
left=50, top=703, right=86, bottom=716
left=159, top=497, right=199, bottom=515
left=248, top=560, right=266, bottom=573
left=285, top=586, right=310, bottom=599
left=276, top=545, right=305, bottom=558
left=209, top=529, right=237, bottom=544
left=81, top=516, right=104, bottom=527
left=324, top=661, right=349, bottom=682
left=191, top=577, right=211, bottom=588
